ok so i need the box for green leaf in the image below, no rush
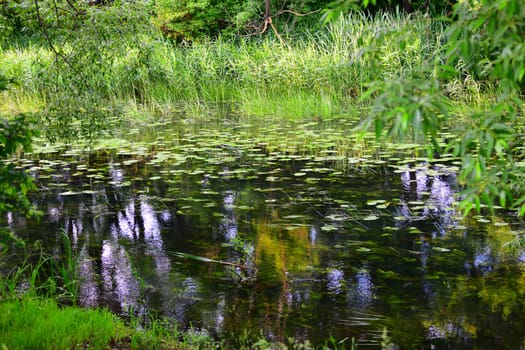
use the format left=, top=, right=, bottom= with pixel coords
left=499, top=190, right=507, bottom=208
left=481, top=190, right=493, bottom=211
left=375, top=118, right=384, bottom=139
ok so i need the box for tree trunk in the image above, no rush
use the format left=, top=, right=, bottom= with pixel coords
left=264, top=0, right=271, bottom=18
left=402, top=0, right=413, bottom=13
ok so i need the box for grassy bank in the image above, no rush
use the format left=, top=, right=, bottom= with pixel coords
left=0, top=234, right=218, bottom=350
left=0, top=295, right=230, bottom=349
left=1, top=297, right=131, bottom=349
left=0, top=12, right=490, bottom=124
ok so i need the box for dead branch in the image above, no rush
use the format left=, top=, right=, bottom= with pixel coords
left=275, top=8, right=321, bottom=17
left=248, top=1, right=320, bottom=47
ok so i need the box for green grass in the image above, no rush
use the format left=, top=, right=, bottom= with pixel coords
left=0, top=12, right=464, bottom=121
left=0, top=297, right=126, bottom=349
left=0, top=10, right=499, bottom=136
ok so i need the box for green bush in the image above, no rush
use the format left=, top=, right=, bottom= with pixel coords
left=153, top=0, right=238, bottom=42
left=152, top=0, right=332, bottom=42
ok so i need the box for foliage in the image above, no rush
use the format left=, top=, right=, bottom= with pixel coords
left=0, top=72, right=37, bottom=216
left=0, top=0, right=31, bottom=39
left=446, top=0, right=525, bottom=95
left=153, top=0, right=230, bottom=42
left=321, top=0, right=455, bottom=23
left=0, top=0, right=73, bottom=41
left=27, top=0, right=165, bottom=143
left=433, top=0, right=524, bottom=214
left=353, top=0, right=525, bottom=215
left=152, top=0, right=331, bottom=42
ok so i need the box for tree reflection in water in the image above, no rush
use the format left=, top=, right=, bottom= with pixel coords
left=4, top=153, right=525, bottom=348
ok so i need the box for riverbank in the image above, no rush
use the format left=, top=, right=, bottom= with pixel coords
left=0, top=12, right=491, bottom=125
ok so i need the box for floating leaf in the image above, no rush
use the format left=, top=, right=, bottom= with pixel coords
left=494, top=222, right=508, bottom=227
left=432, top=247, right=450, bottom=252
left=356, top=247, right=371, bottom=252
left=59, top=191, right=79, bottom=196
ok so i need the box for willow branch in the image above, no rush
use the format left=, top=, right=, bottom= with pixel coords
left=275, top=9, right=321, bottom=17
left=33, top=0, right=82, bottom=77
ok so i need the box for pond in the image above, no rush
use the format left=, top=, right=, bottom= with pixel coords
left=3, top=114, right=525, bottom=348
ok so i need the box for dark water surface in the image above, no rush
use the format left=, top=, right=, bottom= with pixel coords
left=3, top=116, right=525, bottom=348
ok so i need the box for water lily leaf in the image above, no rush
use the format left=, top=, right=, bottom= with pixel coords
left=356, top=247, right=371, bottom=252
left=325, top=214, right=347, bottom=221
left=494, top=222, right=508, bottom=227
left=377, top=269, right=400, bottom=279
left=59, top=191, right=79, bottom=196
left=432, top=247, right=450, bottom=252
left=122, top=159, right=140, bottom=166
left=283, top=215, right=308, bottom=219
left=408, top=227, right=422, bottom=234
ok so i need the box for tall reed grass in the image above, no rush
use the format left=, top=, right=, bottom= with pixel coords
left=0, top=13, right=434, bottom=115
left=0, top=11, right=491, bottom=124
left=0, top=231, right=77, bottom=301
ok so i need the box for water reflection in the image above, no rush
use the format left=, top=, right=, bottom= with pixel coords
left=109, top=164, right=124, bottom=185
left=469, top=244, right=494, bottom=275
left=398, top=165, right=457, bottom=233
left=4, top=144, right=525, bottom=348
left=78, top=244, right=98, bottom=307
left=219, top=191, right=237, bottom=242
left=347, top=268, right=375, bottom=310
left=327, top=268, right=344, bottom=295
left=101, top=240, right=140, bottom=313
